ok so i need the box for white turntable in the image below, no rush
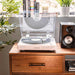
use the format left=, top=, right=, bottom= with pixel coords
left=18, top=34, right=56, bottom=51
left=18, top=16, right=56, bottom=51
left=18, top=0, right=56, bottom=51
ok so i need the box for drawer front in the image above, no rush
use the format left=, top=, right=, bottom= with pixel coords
left=12, top=55, right=64, bottom=73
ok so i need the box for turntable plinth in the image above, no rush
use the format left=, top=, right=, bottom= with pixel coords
left=9, top=43, right=75, bottom=75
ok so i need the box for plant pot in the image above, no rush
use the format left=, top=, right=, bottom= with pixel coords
left=60, top=7, right=70, bottom=16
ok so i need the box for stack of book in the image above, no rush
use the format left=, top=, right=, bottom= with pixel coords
left=23, top=0, right=39, bottom=17
left=68, top=61, right=75, bottom=72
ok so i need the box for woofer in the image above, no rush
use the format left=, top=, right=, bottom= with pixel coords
left=63, top=35, right=74, bottom=48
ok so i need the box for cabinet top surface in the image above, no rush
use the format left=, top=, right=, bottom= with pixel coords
left=9, top=43, right=75, bottom=55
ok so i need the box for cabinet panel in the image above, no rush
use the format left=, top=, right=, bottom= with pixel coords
left=12, top=55, right=64, bottom=73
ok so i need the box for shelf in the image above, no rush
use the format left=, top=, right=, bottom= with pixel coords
left=65, top=59, right=75, bottom=61
left=9, top=43, right=75, bottom=55
left=65, top=71, right=75, bottom=75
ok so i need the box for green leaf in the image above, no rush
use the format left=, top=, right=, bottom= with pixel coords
left=56, top=0, right=73, bottom=7
left=2, top=0, right=22, bottom=16
left=12, top=40, right=17, bottom=44
left=0, top=16, right=5, bottom=26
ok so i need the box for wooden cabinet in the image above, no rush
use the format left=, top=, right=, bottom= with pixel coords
left=9, top=43, right=75, bottom=75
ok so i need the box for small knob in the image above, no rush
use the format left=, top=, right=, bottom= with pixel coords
left=66, top=26, right=73, bottom=33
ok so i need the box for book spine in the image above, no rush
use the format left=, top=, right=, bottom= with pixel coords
left=34, top=0, right=36, bottom=14
left=69, top=69, right=75, bottom=72
left=26, top=0, right=28, bottom=17
left=30, top=0, right=34, bottom=17
left=36, top=2, right=39, bottom=11
left=36, top=2, right=39, bottom=16
left=23, top=0, right=26, bottom=17
left=28, top=0, right=31, bottom=17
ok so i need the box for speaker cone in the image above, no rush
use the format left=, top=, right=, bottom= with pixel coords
left=63, top=35, right=74, bottom=48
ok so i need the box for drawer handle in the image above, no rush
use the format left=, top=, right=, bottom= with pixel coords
left=29, top=63, right=45, bottom=66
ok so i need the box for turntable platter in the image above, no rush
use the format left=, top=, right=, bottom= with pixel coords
left=21, top=37, right=51, bottom=44
left=17, top=37, right=56, bottom=50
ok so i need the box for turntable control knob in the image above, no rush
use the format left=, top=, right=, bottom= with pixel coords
left=66, top=26, right=73, bottom=33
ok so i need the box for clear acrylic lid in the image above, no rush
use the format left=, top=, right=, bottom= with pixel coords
left=19, top=0, right=57, bottom=37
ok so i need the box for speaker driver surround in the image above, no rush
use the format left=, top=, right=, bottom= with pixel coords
left=64, top=35, right=73, bottom=45
left=63, top=34, right=74, bottom=48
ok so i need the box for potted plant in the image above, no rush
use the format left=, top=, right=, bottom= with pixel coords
left=0, top=16, right=17, bottom=50
left=2, top=0, right=21, bottom=17
left=0, top=0, right=22, bottom=50
left=56, top=0, right=73, bottom=16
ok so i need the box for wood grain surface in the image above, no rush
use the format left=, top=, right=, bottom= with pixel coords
left=9, top=43, right=75, bottom=55
left=12, top=55, right=64, bottom=73
left=9, top=43, right=75, bottom=75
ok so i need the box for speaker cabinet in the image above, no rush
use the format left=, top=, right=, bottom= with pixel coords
left=59, top=22, right=75, bottom=48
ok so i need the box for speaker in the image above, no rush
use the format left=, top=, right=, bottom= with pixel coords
left=59, top=22, right=75, bottom=48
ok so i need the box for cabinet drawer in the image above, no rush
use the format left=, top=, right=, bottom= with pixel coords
left=12, top=55, right=64, bottom=73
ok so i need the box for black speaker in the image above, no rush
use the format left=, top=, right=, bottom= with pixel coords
left=59, top=22, right=75, bottom=48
